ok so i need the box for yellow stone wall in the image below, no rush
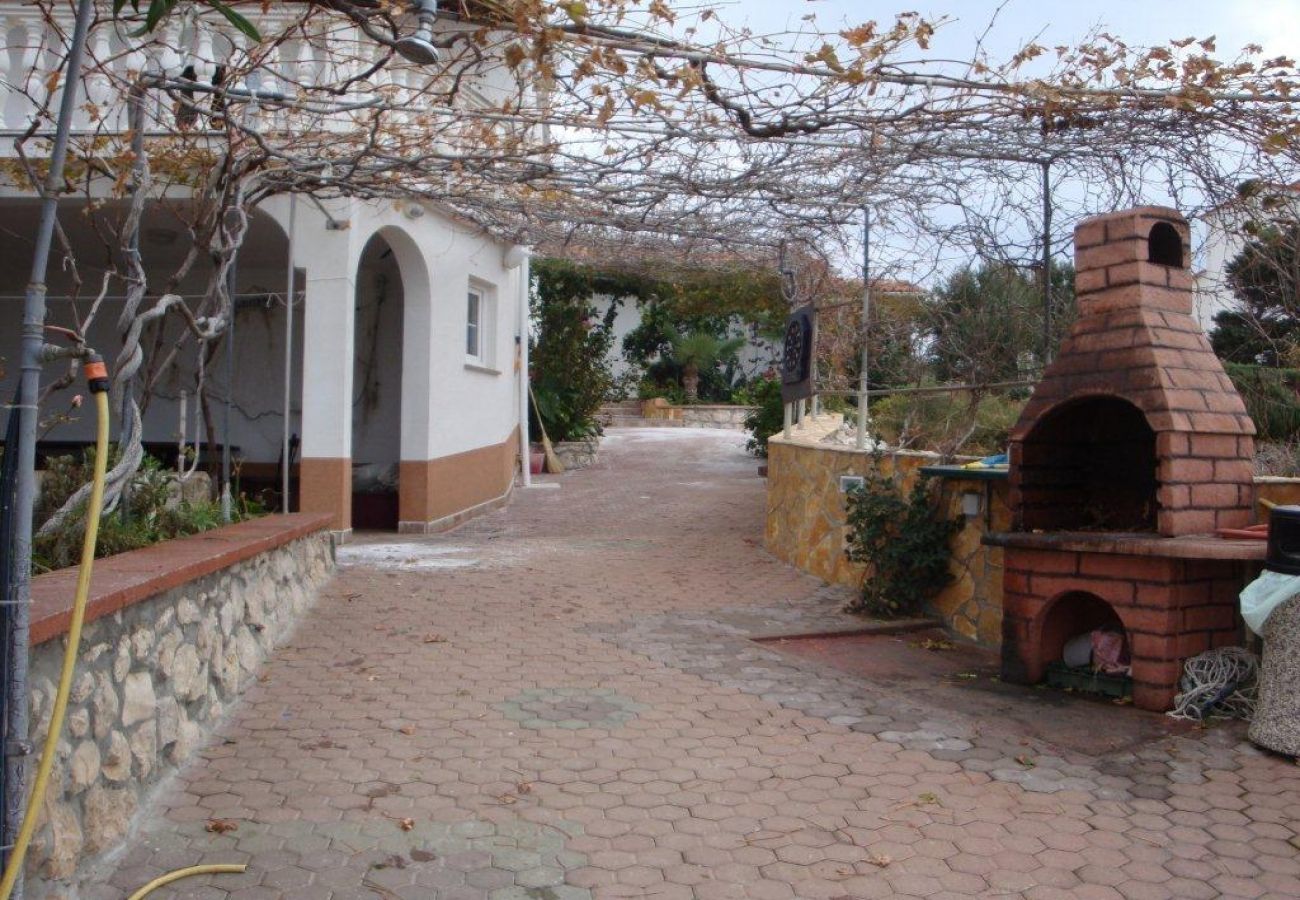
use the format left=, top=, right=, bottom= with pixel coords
left=764, top=417, right=1009, bottom=646
left=766, top=419, right=1300, bottom=650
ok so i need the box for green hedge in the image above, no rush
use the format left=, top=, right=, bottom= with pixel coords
left=1223, top=363, right=1300, bottom=442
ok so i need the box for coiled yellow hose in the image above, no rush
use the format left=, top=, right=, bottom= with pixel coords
left=0, top=388, right=244, bottom=898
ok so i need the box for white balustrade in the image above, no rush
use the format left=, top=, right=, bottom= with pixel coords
left=0, top=1, right=510, bottom=156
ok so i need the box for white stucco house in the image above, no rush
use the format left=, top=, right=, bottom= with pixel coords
left=1, top=2, right=533, bottom=536
left=1194, top=183, right=1300, bottom=332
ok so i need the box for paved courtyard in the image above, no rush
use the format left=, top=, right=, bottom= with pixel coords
left=94, top=429, right=1300, bottom=899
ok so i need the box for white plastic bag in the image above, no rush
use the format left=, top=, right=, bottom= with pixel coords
left=1240, top=570, right=1300, bottom=636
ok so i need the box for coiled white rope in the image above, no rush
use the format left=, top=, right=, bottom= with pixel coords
left=1168, top=647, right=1259, bottom=722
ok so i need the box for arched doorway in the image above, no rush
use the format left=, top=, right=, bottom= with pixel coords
left=351, top=234, right=405, bottom=530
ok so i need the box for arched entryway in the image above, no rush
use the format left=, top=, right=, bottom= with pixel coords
left=351, top=233, right=406, bottom=530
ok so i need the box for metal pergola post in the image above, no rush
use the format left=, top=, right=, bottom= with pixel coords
left=1, top=1, right=96, bottom=892
left=282, top=196, right=298, bottom=513
left=856, top=208, right=872, bottom=451
left=1041, top=159, right=1054, bottom=367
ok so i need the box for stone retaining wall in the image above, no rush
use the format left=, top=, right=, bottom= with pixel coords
left=23, top=518, right=334, bottom=895
left=553, top=438, right=600, bottom=470
left=679, top=405, right=756, bottom=429
left=641, top=399, right=756, bottom=430
left=765, top=417, right=1008, bottom=645
left=766, top=416, right=1300, bottom=649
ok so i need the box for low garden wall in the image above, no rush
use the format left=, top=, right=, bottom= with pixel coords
left=766, top=416, right=1300, bottom=647
left=642, top=399, right=756, bottom=429
left=22, top=513, right=334, bottom=895
left=765, top=416, right=1008, bottom=645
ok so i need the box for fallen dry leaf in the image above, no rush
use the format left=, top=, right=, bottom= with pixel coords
left=516, top=782, right=533, bottom=795
left=398, top=818, right=415, bottom=831
left=1015, top=754, right=1036, bottom=768
left=496, top=793, right=519, bottom=805
left=399, top=725, right=416, bottom=736
left=205, top=818, right=239, bottom=834
left=422, top=633, right=448, bottom=644
left=866, top=853, right=892, bottom=868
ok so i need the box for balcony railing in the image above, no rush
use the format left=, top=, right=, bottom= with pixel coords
left=0, top=2, right=516, bottom=144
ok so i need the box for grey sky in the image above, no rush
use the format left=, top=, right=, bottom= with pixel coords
left=716, top=0, right=1299, bottom=60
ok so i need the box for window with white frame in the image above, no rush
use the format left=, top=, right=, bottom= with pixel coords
left=466, top=283, right=496, bottom=368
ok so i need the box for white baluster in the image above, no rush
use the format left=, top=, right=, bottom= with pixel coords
left=4, top=21, right=41, bottom=130
left=154, top=21, right=183, bottom=126
left=83, top=25, right=113, bottom=126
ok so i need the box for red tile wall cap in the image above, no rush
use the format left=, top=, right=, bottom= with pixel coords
left=28, top=513, right=333, bottom=647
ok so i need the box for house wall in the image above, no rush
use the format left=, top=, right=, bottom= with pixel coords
left=590, top=295, right=780, bottom=384
left=283, top=196, right=525, bottom=532
left=0, top=200, right=303, bottom=471
left=0, top=190, right=527, bottom=534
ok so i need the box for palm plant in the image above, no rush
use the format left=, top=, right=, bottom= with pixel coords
left=664, top=328, right=746, bottom=403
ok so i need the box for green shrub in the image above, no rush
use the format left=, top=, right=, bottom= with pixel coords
left=844, top=469, right=962, bottom=618
left=871, top=391, right=1024, bottom=457
left=1223, top=363, right=1300, bottom=442
left=742, top=376, right=784, bottom=458
left=33, top=451, right=258, bottom=573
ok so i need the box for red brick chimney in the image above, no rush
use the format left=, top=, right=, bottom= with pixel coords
left=1008, top=206, right=1256, bottom=538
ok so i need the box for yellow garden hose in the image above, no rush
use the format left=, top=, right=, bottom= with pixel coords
left=0, top=359, right=244, bottom=898
left=125, top=864, right=248, bottom=899
left=0, top=385, right=109, bottom=900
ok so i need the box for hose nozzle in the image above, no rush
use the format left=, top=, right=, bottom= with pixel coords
left=84, top=352, right=109, bottom=394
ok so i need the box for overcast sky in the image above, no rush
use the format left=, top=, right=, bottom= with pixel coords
left=715, top=0, right=1300, bottom=60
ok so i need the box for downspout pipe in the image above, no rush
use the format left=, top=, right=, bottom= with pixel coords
left=504, top=245, right=532, bottom=487
left=2, top=0, right=97, bottom=891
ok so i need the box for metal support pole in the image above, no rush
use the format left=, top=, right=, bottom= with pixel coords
left=783, top=402, right=792, bottom=440
left=282, top=196, right=297, bottom=513
left=856, top=209, right=872, bottom=451
left=1041, top=160, right=1053, bottom=367
left=221, top=257, right=237, bottom=523
left=2, top=0, right=96, bottom=889
left=518, top=251, right=533, bottom=488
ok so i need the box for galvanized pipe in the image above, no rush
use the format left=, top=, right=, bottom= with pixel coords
left=856, top=209, right=871, bottom=451
left=2, top=2, right=96, bottom=892
left=282, top=196, right=298, bottom=512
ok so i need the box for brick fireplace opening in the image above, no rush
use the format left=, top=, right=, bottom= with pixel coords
left=989, top=206, right=1265, bottom=711
left=1019, top=396, right=1157, bottom=532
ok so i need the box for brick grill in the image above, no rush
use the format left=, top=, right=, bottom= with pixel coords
left=998, top=206, right=1258, bottom=711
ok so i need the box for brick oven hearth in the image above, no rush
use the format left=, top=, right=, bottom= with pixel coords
left=990, top=206, right=1264, bottom=712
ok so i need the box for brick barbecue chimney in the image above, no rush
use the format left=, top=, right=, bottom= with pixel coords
left=994, top=207, right=1262, bottom=712
left=1009, top=206, right=1256, bottom=537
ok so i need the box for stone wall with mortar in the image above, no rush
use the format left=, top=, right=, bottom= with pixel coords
left=767, top=420, right=1300, bottom=648
left=553, top=438, right=600, bottom=470
left=765, top=417, right=1009, bottom=646
left=641, top=400, right=757, bottom=430
left=679, top=405, right=756, bottom=430
left=22, top=529, right=334, bottom=896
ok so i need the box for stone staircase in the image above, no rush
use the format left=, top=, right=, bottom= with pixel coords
left=598, top=399, right=685, bottom=428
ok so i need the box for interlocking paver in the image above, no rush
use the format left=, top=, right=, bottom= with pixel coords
left=78, top=429, right=1300, bottom=899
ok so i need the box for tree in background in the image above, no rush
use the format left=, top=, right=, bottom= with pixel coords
left=663, top=329, right=746, bottom=403
left=926, top=261, right=1076, bottom=386
left=529, top=261, right=618, bottom=443
left=1211, top=222, right=1300, bottom=367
